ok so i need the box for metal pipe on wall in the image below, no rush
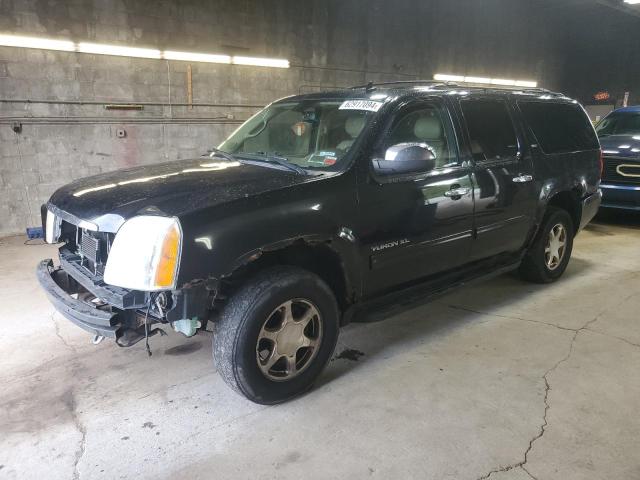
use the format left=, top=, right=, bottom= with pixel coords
left=0, top=98, right=265, bottom=108
left=0, top=117, right=245, bottom=125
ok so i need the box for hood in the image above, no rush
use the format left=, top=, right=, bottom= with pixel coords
left=599, top=134, right=640, bottom=158
left=49, top=157, right=321, bottom=231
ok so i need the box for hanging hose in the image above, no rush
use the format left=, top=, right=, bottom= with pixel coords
left=144, top=293, right=156, bottom=356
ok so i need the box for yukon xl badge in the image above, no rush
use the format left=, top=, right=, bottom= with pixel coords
left=371, top=238, right=410, bottom=252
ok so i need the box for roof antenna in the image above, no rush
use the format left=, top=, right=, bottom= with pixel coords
left=365, top=81, right=375, bottom=92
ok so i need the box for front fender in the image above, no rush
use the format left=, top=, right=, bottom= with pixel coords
left=174, top=170, right=362, bottom=294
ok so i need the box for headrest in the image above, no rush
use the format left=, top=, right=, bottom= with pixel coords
left=414, top=116, right=443, bottom=141
left=345, top=115, right=366, bottom=138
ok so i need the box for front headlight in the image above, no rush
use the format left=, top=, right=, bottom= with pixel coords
left=45, top=208, right=60, bottom=244
left=104, top=216, right=182, bottom=291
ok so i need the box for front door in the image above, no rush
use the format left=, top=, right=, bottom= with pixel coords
left=457, top=97, right=537, bottom=260
left=356, top=98, right=475, bottom=296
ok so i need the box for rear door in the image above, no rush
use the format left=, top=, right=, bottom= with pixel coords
left=356, top=96, right=475, bottom=296
left=456, top=97, right=537, bottom=260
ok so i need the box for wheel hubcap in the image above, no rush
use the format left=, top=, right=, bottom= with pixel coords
left=256, top=299, right=322, bottom=381
left=545, top=223, right=567, bottom=271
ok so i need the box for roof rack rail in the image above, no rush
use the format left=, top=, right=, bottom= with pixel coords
left=467, top=85, right=559, bottom=94
left=349, top=80, right=565, bottom=97
left=350, top=80, right=458, bottom=91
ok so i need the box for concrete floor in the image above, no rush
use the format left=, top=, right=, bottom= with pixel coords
left=1, top=211, right=639, bottom=480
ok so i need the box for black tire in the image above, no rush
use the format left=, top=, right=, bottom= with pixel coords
left=519, top=206, right=574, bottom=283
left=212, top=266, right=339, bottom=404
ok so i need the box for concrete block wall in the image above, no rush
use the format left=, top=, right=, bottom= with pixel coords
left=0, top=0, right=569, bottom=235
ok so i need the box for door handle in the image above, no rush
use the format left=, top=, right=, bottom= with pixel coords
left=512, top=174, right=533, bottom=183
left=444, top=187, right=470, bottom=198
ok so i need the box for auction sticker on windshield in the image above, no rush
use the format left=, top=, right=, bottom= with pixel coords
left=339, top=100, right=384, bottom=112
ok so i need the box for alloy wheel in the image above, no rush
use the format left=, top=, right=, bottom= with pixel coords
left=545, top=223, right=567, bottom=270
left=256, top=299, right=323, bottom=381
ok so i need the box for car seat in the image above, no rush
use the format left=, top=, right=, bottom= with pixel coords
left=413, top=116, right=446, bottom=163
left=336, top=115, right=366, bottom=151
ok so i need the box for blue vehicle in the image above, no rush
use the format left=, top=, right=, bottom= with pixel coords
left=596, top=106, right=640, bottom=211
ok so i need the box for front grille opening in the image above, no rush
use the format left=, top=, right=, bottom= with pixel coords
left=58, top=220, right=114, bottom=278
left=602, top=157, right=640, bottom=184
left=81, top=233, right=100, bottom=264
left=77, top=229, right=113, bottom=276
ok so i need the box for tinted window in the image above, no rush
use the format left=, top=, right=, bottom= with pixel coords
left=461, top=99, right=518, bottom=162
left=518, top=101, right=599, bottom=154
left=387, top=104, right=457, bottom=168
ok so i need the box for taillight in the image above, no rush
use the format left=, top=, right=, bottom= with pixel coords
left=598, top=149, right=604, bottom=179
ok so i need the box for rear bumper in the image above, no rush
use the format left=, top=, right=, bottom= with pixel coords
left=37, top=259, right=122, bottom=338
left=578, top=189, right=602, bottom=230
left=600, top=183, right=640, bottom=211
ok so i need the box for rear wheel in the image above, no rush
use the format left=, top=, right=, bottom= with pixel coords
left=519, top=206, right=574, bottom=283
left=212, top=266, right=339, bottom=404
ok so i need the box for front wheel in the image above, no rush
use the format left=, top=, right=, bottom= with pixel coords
left=519, top=206, right=574, bottom=283
left=212, top=266, right=339, bottom=404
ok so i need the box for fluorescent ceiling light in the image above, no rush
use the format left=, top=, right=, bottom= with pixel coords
left=78, top=42, right=161, bottom=59
left=232, top=56, right=289, bottom=68
left=491, top=78, right=516, bottom=86
left=464, top=76, right=492, bottom=84
left=433, top=73, right=537, bottom=88
left=624, top=1, right=640, bottom=4
left=163, top=50, right=231, bottom=64
left=434, top=74, right=465, bottom=82
left=0, top=33, right=74, bottom=51
left=0, top=34, right=289, bottom=68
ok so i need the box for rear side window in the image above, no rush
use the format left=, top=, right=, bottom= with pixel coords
left=518, top=101, right=599, bottom=154
left=460, top=99, right=519, bottom=162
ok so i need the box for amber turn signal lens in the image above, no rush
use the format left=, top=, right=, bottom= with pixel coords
left=154, top=223, right=180, bottom=288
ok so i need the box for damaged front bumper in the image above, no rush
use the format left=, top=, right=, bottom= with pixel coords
left=38, top=258, right=122, bottom=338
left=37, top=250, right=211, bottom=345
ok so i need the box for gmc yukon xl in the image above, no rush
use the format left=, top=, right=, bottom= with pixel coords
left=37, top=82, right=602, bottom=404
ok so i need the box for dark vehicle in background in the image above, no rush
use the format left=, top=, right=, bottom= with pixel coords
left=37, top=82, right=601, bottom=404
left=596, top=106, right=640, bottom=211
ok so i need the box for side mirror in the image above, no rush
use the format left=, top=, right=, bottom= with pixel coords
left=372, top=142, right=437, bottom=176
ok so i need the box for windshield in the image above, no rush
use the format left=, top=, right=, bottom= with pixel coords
left=596, top=112, right=640, bottom=136
left=219, top=100, right=377, bottom=170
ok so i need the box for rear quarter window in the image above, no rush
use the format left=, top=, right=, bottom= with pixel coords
left=518, top=101, right=599, bottom=154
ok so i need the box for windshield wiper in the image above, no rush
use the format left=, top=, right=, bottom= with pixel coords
left=206, top=147, right=237, bottom=162
left=237, top=152, right=307, bottom=175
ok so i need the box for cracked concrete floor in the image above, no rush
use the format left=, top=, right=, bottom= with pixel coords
left=1, top=211, right=639, bottom=480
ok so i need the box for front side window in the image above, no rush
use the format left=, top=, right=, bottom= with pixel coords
left=596, top=112, right=640, bottom=137
left=461, top=99, right=519, bottom=162
left=519, top=101, right=599, bottom=154
left=219, top=100, right=377, bottom=170
left=385, top=103, right=458, bottom=169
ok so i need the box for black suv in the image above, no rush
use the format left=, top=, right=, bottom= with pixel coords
left=38, top=82, right=602, bottom=404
